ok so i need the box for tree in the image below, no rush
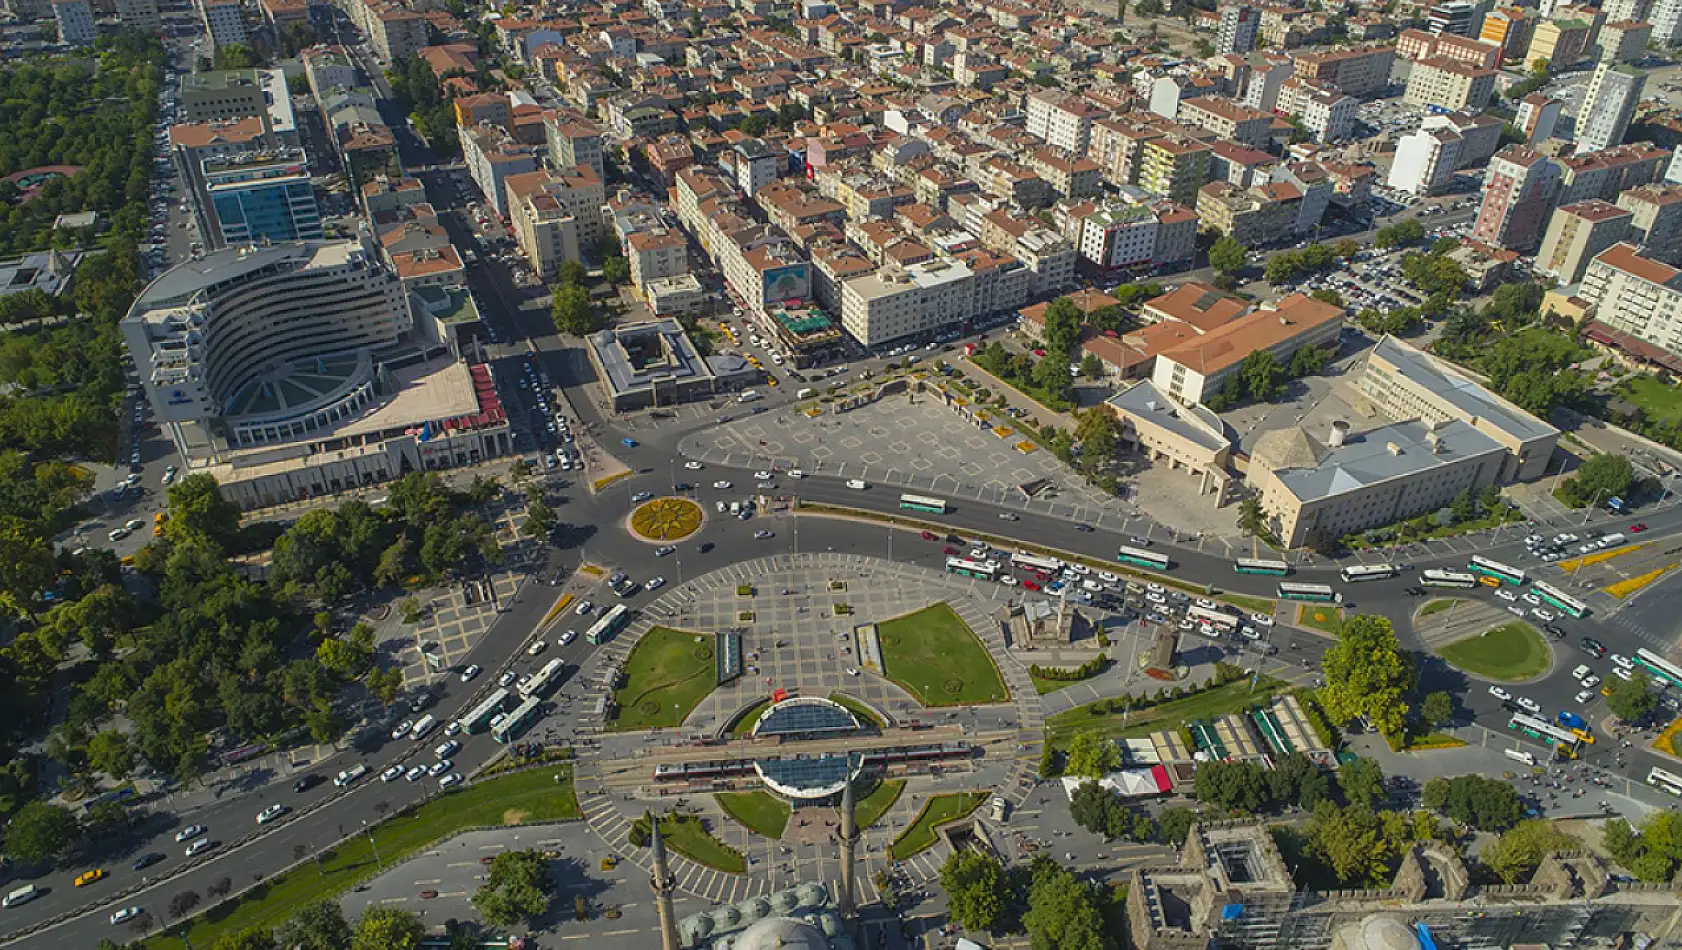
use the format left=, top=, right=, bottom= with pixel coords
left=168, top=889, right=202, bottom=919
left=1156, top=806, right=1197, bottom=846
left=938, top=848, right=1010, bottom=931
left=1320, top=615, right=1414, bottom=736
left=1239, top=350, right=1284, bottom=402
left=556, top=260, right=588, bottom=288
left=4, top=800, right=81, bottom=864
left=1420, top=691, right=1453, bottom=727
left=1288, top=344, right=1328, bottom=378
left=1307, top=802, right=1397, bottom=885
left=522, top=499, right=557, bottom=539
left=1606, top=669, right=1658, bottom=723
left=1337, top=757, right=1385, bottom=810
left=1424, top=775, right=1522, bottom=831
left=1074, top=408, right=1120, bottom=462
left=472, top=849, right=551, bottom=927
left=1237, top=498, right=1266, bottom=539
left=1482, top=819, right=1576, bottom=883
left=1022, top=858, right=1112, bottom=950
left=1040, top=296, right=1084, bottom=359
left=1192, top=37, right=1214, bottom=56
left=166, top=474, right=242, bottom=549
left=1194, top=760, right=1276, bottom=813
left=1374, top=219, right=1424, bottom=249
left=1080, top=351, right=1103, bottom=379
left=550, top=284, right=602, bottom=336
left=1565, top=453, right=1634, bottom=508
left=1065, top=729, right=1121, bottom=778
left=86, top=730, right=134, bottom=780
left=1032, top=355, right=1075, bottom=404
left=1602, top=811, right=1682, bottom=883
left=1209, top=235, right=1246, bottom=276
left=367, top=666, right=404, bottom=706
left=601, top=255, right=630, bottom=285
left=351, top=907, right=426, bottom=950
left=1310, top=288, right=1344, bottom=307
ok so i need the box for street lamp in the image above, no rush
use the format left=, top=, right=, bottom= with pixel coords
left=363, top=820, right=382, bottom=869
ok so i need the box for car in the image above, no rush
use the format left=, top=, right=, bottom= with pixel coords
left=293, top=773, right=324, bottom=793
left=184, top=838, right=213, bottom=858
left=712, top=480, right=733, bottom=489
left=405, top=765, right=426, bottom=782
left=1000, top=575, right=1018, bottom=586
left=655, top=545, right=676, bottom=557
left=392, top=720, right=414, bottom=740
left=647, top=576, right=666, bottom=590
left=175, top=825, right=205, bottom=843
left=1572, top=664, right=1591, bottom=680
left=1145, top=591, right=1167, bottom=604
left=1544, top=624, right=1565, bottom=639
left=1251, top=613, right=1276, bottom=627
left=110, top=906, right=143, bottom=926
left=131, top=851, right=166, bottom=874
left=257, top=804, right=289, bottom=824
left=1129, top=536, right=1151, bottom=547
left=527, top=639, right=547, bottom=656
left=1615, top=666, right=1635, bottom=681
left=517, top=672, right=534, bottom=692
left=1581, top=674, right=1601, bottom=690
left=1488, top=685, right=1512, bottom=701
left=1582, top=637, right=1607, bottom=657
left=630, top=491, right=653, bottom=504
left=1023, top=580, right=1041, bottom=590
left=559, top=629, right=577, bottom=646
left=1195, top=597, right=1218, bottom=610
left=1516, top=696, right=1541, bottom=713
left=1495, top=588, right=1517, bottom=602
left=754, top=470, right=772, bottom=480
left=445, top=720, right=463, bottom=737
left=460, top=664, right=482, bottom=682
left=1520, top=592, right=1542, bottom=605
left=380, top=765, right=404, bottom=782
left=1576, top=689, right=1597, bottom=704
left=1532, top=607, right=1556, bottom=622
left=427, top=759, right=451, bottom=777
left=1611, top=653, right=1634, bottom=670
left=754, top=529, right=774, bottom=539
left=498, top=670, right=518, bottom=687
left=697, top=541, right=714, bottom=553
left=684, top=460, right=703, bottom=470
left=1074, top=523, right=1094, bottom=532
left=75, top=868, right=106, bottom=887
left=436, top=739, right=461, bottom=759
left=1631, top=522, right=1648, bottom=533
left=576, top=600, right=594, bottom=616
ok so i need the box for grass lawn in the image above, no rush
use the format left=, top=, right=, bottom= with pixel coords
left=1616, top=375, right=1682, bottom=425
left=610, top=626, right=718, bottom=730
left=1218, top=593, right=1277, bottom=615
left=876, top=603, right=1009, bottom=706
left=716, top=790, right=790, bottom=839
left=1046, top=677, right=1287, bottom=750
left=1417, top=598, right=1464, bottom=618
left=1437, top=622, right=1551, bottom=681
left=147, top=767, right=578, bottom=950
left=729, top=698, right=773, bottom=737
left=1296, top=604, right=1343, bottom=635
left=854, top=778, right=904, bottom=830
left=889, top=792, right=987, bottom=860
left=633, top=813, right=746, bottom=873
left=828, top=692, right=886, bottom=728
left=1031, top=659, right=1109, bottom=695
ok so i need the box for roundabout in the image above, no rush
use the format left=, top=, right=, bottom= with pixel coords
left=1436, top=620, right=1553, bottom=683
left=629, top=495, right=705, bottom=542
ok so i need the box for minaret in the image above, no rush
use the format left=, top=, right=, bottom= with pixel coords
left=649, top=811, right=682, bottom=950
left=837, top=765, right=860, bottom=917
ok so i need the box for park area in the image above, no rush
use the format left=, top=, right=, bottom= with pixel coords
left=1437, top=622, right=1551, bottom=682
left=716, top=790, right=791, bottom=839
left=149, top=767, right=578, bottom=950
left=634, top=812, right=745, bottom=873
left=875, top=603, right=1008, bottom=706
left=1046, top=676, right=1287, bottom=751
left=889, top=792, right=987, bottom=859
left=610, top=626, right=718, bottom=730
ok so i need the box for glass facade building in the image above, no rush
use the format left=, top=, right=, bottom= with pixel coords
left=204, top=154, right=323, bottom=248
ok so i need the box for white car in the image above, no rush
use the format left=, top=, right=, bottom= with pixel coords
left=257, top=804, right=289, bottom=824
left=1611, top=653, right=1634, bottom=671
left=184, top=838, right=213, bottom=858
left=753, top=529, right=774, bottom=539
left=684, top=461, right=703, bottom=470
left=1098, top=571, right=1119, bottom=583
left=436, top=740, right=461, bottom=759
left=846, top=667, right=859, bottom=676
left=439, top=772, right=464, bottom=790
left=174, top=825, right=205, bottom=843
left=1495, top=588, right=1518, bottom=602
left=1145, top=591, right=1166, bottom=604
left=110, top=907, right=142, bottom=926
left=1572, top=664, right=1591, bottom=680
left=527, top=639, right=547, bottom=656
left=655, top=545, right=676, bottom=557
left=1615, top=666, right=1635, bottom=681
left=391, top=720, right=414, bottom=740
left=559, top=629, right=577, bottom=646
left=646, top=576, right=665, bottom=590
left=1506, top=606, right=1526, bottom=618
left=498, top=670, right=518, bottom=688
left=1250, top=613, right=1276, bottom=627
left=1488, top=685, right=1512, bottom=701
left=1532, top=608, right=1556, bottom=622
left=576, top=600, right=594, bottom=616
left=712, top=480, right=733, bottom=489
left=1576, top=689, right=1597, bottom=705
left=380, top=765, right=403, bottom=782
left=1516, top=696, right=1541, bottom=713
left=1520, top=592, right=1542, bottom=606
left=754, top=470, right=772, bottom=479
left=404, top=765, right=426, bottom=782
left=427, top=759, right=451, bottom=777
left=1580, top=674, right=1601, bottom=690
left=1000, top=575, right=1018, bottom=586
left=460, top=664, right=482, bottom=682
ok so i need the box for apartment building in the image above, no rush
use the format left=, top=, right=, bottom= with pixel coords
left=1427, top=0, right=1477, bottom=35
left=1577, top=63, right=1645, bottom=153
left=1196, top=181, right=1300, bottom=247
left=1139, top=135, right=1213, bottom=205
left=1028, top=148, right=1102, bottom=201
left=1276, top=80, right=1356, bottom=143
left=1515, top=93, right=1562, bottom=145
left=977, top=209, right=1076, bottom=295
left=52, top=0, right=95, bottom=45
left=1152, top=293, right=1345, bottom=405
left=1479, top=7, right=1536, bottom=61
left=460, top=124, right=539, bottom=218
left=1654, top=0, right=1682, bottom=45
left=543, top=114, right=605, bottom=181
left=1216, top=4, right=1260, bottom=53
left=1580, top=243, right=1682, bottom=360
left=453, top=94, right=510, bottom=131
left=1537, top=200, right=1633, bottom=283
left=625, top=229, right=688, bottom=295
left=1178, top=97, right=1272, bottom=149
left=196, top=0, right=247, bottom=50
left=368, top=6, right=429, bottom=61
left=1397, top=28, right=1502, bottom=69
left=1616, top=184, right=1682, bottom=264
left=1060, top=201, right=1157, bottom=273
left=1558, top=144, right=1671, bottom=204
left=839, top=258, right=974, bottom=347
left=1599, top=20, right=1652, bottom=62
left=1241, top=55, right=1294, bottom=113
left=1024, top=88, right=1109, bottom=154
left=116, top=0, right=160, bottom=32
left=1527, top=18, right=1594, bottom=67
left=1471, top=146, right=1563, bottom=251
left=1291, top=44, right=1395, bottom=97
left=1404, top=57, right=1497, bottom=112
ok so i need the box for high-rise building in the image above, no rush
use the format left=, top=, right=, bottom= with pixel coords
left=196, top=0, right=247, bottom=50
left=1603, top=0, right=1650, bottom=20
left=1428, top=0, right=1478, bottom=35
left=1515, top=93, right=1563, bottom=145
left=115, top=0, right=160, bottom=32
left=1536, top=199, right=1633, bottom=283
left=51, top=0, right=96, bottom=45
left=1580, top=243, right=1682, bottom=359
left=203, top=151, right=322, bottom=248
left=1388, top=127, right=1465, bottom=196
left=1577, top=63, right=1646, bottom=153
left=1473, top=146, right=1564, bottom=250
left=1216, top=4, right=1260, bottom=53
left=732, top=139, right=779, bottom=197
left=1652, top=0, right=1682, bottom=45
left=1616, top=183, right=1682, bottom=263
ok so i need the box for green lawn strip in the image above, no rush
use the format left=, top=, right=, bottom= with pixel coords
left=889, top=793, right=987, bottom=860
left=1046, top=677, right=1288, bottom=749
left=1436, top=621, right=1550, bottom=682
left=1296, top=604, right=1343, bottom=635
left=729, top=698, right=773, bottom=737
left=853, top=778, right=904, bottom=830
left=1406, top=732, right=1468, bottom=750
left=1615, top=375, right=1682, bottom=425
left=147, top=768, right=579, bottom=950
left=1030, top=660, right=1108, bottom=695
left=1418, top=598, right=1464, bottom=619
left=716, top=790, right=790, bottom=839
left=875, top=603, right=1009, bottom=706
left=610, top=626, right=718, bottom=731
left=633, top=813, right=746, bottom=873
left=827, top=692, right=886, bottom=728
left=1217, top=593, right=1277, bottom=615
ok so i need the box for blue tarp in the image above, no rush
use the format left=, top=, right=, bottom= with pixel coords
left=1221, top=905, right=1244, bottom=921
left=1416, top=922, right=1439, bottom=950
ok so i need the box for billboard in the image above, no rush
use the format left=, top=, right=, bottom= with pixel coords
left=761, top=263, right=809, bottom=307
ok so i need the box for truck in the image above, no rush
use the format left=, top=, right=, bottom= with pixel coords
left=1557, top=710, right=1587, bottom=731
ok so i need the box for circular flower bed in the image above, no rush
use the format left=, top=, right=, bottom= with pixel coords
left=629, top=496, right=704, bottom=542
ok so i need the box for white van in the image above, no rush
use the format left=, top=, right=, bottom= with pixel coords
left=846, top=479, right=868, bottom=490
left=410, top=714, right=438, bottom=740
left=3, top=885, right=39, bottom=908
left=334, top=763, right=369, bottom=787
left=738, top=390, right=762, bottom=403
left=1599, top=532, right=1626, bottom=548
left=1503, top=748, right=1536, bottom=766
left=796, top=387, right=815, bottom=399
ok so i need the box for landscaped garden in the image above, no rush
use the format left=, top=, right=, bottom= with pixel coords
left=1436, top=622, right=1551, bottom=682
left=631, top=812, right=745, bottom=873
left=1296, top=604, right=1342, bottom=635
left=875, top=603, right=1008, bottom=706
left=1417, top=598, right=1464, bottom=619
left=889, top=792, right=987, bottom=859
left=1046, top=674, right=1287, bottom=750
left=629, top=496, right=704, bottom=541
left=150, top=767, right=578, bottom=950
left=729, top=698, right=773, bottom=736
left=828, top=692, right=885, bottom=728
left=716, top=790, right=790, bottom=839
left=610, top=626, right=718, bottom=730
left=853, top=777, right=904, bottom=830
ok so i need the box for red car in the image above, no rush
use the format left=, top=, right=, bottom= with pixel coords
left=920, top=530, right=938, bottom=541
left=1023, top=580, right=1041, bottom=591
left=943, top=546, right=958, bottom=555
left=1630, top=523, right=1648, bottom=533
left=1032, top=348, right=1046, bottom=357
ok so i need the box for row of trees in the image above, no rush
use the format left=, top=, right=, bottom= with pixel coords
left=1027, top=654, right=1108, bottom=683
left=1556, top=452, right=1635, bottom=510
left=1263, top=240, right=1359, bottom=285
left=939, top=851, right=1119, bottom=950
left=1373, top=219, right=1425, bottom=250
left=1069, top=782, right=1198, bottom=845
left=385, top=54, right=462, bottom=156
left=1203, top=344, right=1329, bottom=411
left=550, top=260, right=607, bottom=336
left=94, top=899, right=433, bottom=950
left=971, top=341, right=1077, bottom=411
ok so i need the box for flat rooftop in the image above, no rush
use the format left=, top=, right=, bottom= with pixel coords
left=1107, top=380, right=1229, bottom=452
left=1370, top=336, right=1558, bottom=442
left=1264, top=418, right=1502, bottom=503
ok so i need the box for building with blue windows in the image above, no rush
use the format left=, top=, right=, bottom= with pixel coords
left=203, top=150, right=323, bottom=248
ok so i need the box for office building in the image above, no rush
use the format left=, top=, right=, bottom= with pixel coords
left=1428, top=0, right=1477, bottom=35
left=51, top=0, right=95, bottom=45
left=1403, top=57, right=1497, bottom=112
left=1577, top=63, right=1645, bottom=153
left=459, top=124, right=538, bottom=218
left=196, top=0, right=247, bottom=50
left=1537, top=199, right=1633, bottom=284
left=115, top=0, right=159, bottom=32
left=1580, top=243, right=1682, bottom=360
left=1216, top=4, right=1259, bottom=53
left=1616, top=183, right=1682, bottom=263
left=202, top=150, right=322, bottom=249
left=1388, top=127, right=1463, bottom=196
left=840, top=258, right=975, bottom=348
left=1152, top=293, right=1344, bottom=405
left=180, top=70, right=267, bottom=125
left=1514, top=94, right=1562, bottom=145
left=1472, top=146, right=1563, bottom=251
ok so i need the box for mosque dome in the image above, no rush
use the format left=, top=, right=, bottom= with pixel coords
left=728, top=916, right=831, bottom=950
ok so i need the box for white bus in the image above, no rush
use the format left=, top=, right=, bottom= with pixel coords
left=946, top=556, right=999, bottom=581
left=1530, top=579, right=1588, bottom=619
left=1508, top=713, right=1580, bottom=758
left=1420, top=569, right=1478, bottom=589
left=898, top=494, right=949, bottom=514
left=1648, top=765, right=1682, bottom=796
left=1011, top=552, right=1064, bottom=576
left=491, top=696, right=543, bottom=744
left=1339, top=564, right=1398, bottom=583
left=1116, top=545, right=1170, bottom=571
left=1233, top=558, right=1290, bottom=576
left=586, top=603, right=630, bottom=644
left=1187, top=604, right=1239, bottom=632
left=1634, top=648, right=1682, bottom=690
left=1276, top=582, right=1340, bottom=603
left=459, top=688, right=514, bottom=734
left=1468, top=555, right=1526, bottom=586
left=521, top=658, right=565, bottom=699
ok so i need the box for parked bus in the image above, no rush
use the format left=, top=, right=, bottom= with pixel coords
left=586, top=604, right=630, bottom=645
left=1339, top=564, right=1398, bottom=583
left=1634, top=648, right=1682, bottom=690
left=1468, top=555, right=1526, bottom=586
left=898, top=494, right=949, bottom=514
left=1012, top=552, right=1064, bottom=576
left=458, top=688, right=513, bottom=735
left=1116, top=545, right=1170, bottom=571
left=1507, top=713, right=1580, bottom=758
left=1648, top=765, right=1682, bottom=796
left=521, top=659, right=565, bottom=699
left=1276, top=582, right=1340, bottom=603
left=491, top=696, right=542, bottom=743
left=1187, top=604, right=1239, bottom=632
left=1233, top=558, right=1290, bottom=576
left=946, top=556, right=999, bottom=581
left=1530, top=580, right=1588, bottom=619
left=1420, top=569, right=1478, bottom=589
